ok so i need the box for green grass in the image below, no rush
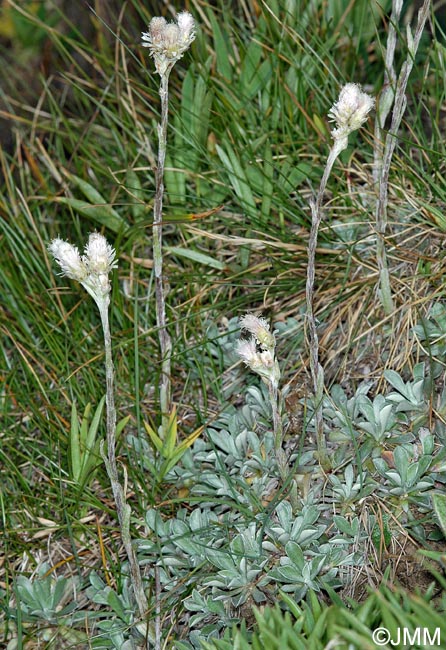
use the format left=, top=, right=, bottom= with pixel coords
left=1, top=0, right=446, bottom=647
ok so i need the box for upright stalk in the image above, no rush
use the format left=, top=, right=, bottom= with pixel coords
left=373, top=0, right=401, bottom=316
left=305, top=84, right=374, bottom=470
left=141, top=11, right=196, bottom=431
left=268, top=381, right=287, bottom=481
left=374, top=0, right=431, bottom=314
left=98, top=299, right=149, bottom=624
left=48, top=234, right=153, bottom=645
left=236, top=314, right=289, bottom=480
left=305, top=147, right=340, bottom=471
left=153, top=70, right=173, bottom=428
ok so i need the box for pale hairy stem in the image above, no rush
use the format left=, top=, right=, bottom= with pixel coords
left=153, top=70, right=174, bottom=429
left=268, top=381, right=299, bottom=511
left=268, top=382, right=286, bottom=480
left=305, top=144, right=344, bottom=470
left=98, top=300, right=151, bottom=643
left=374, top=0, right=431, bottom=314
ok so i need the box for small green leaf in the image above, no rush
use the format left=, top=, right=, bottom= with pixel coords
left=216, top=144, right=257, bottom=220
left=163, top=408, right=178, bottom=459
left=333, top=515, right=354, bottom=537
left=70, top=401, right=81, bottom=482
left=116, top=415, right=131, bottom=437
left=260, top=142, right=273, bottom=223
left=208, top=10, right=232, bottom=81
left=285, top=541, right=305, bottom=569
left=384, top=369, right=409, bottom=398
left=106, top=589, right=128, bottom=621
left=83, top=396, right=105, bottom=458
left=125, top=169, right=145, bottom=221
left=166, top=246, right=226, bottom=270
left=393, top=446, right=409, bottom=484
left=432, top=493, right=446, bottom=537
left=79, top=402, right=91, bottom=450
left=143, top=421, right=164, bottom=453
left=54, top=170, right=129, bottom=232
left=53, top=197, right=128, bottom=233
left=175, top=425, right=203, bottom=456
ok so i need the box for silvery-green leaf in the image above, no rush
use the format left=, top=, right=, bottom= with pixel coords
left=276, top=500, right=293, bottom=531
left=393, top=446, right=410, bottom=483
left=385, top=369, right=412, bottom=399
left=285, top=541, right=305, bottom=569
left=378, top=403, right=395, bottom=434
left=333, top=515, right=355, bottom=537
left=432, top=493, right=446, bottom=536
left=344, top=464, right=354, bottom=490
left=419, top=429, right=434, bottom=455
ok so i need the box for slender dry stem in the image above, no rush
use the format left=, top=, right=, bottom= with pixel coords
left=305, top=145, right=343, bottom=470
left=268, top=382, right=287, bottom=479
left=374, top=0, right=431, bottom=314
left=98, top=299, right=151, bottom=643
left=153, top=71, right=173, bottom=429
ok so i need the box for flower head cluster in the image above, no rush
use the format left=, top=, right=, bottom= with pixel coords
left=328, top=83, right=375, bottom=148
left=49, top=233, right=117, bottom=307
left=141, top=11, right=195, bottom=76
left=48, top=239, right=87, bottom=282
left=236, top=314, right=280, bottom=388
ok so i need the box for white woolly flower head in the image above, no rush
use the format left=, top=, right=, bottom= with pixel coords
left=141, top=10, right=196, bottom=75
left=49, top=233, right=117, bottom=306
left=48, top=238, right=87, bottom=282
left=328, top=83, right=374, bottom=144
left=84, top=232, right=118, bottom=275
left=239, top=313, right=275, bottom=352
left=176, top=12, right=195, bottom=36
left=236, top=338, right=259, bottom=366
left=236, top=314, right=280, bottom=388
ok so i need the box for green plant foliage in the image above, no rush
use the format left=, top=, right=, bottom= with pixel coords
left=140, top=407, right=203, bottom=483
left=432, top=493, right=446, bottom=538
left=202, top=581, right=446, bottom=650
left=69, top=397, right=105, bottom=487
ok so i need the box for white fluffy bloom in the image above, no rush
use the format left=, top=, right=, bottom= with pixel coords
left=84, top=232, right=117, bottom=275
left=142, top=16, right=166, bottom=49
left=328, top=83, right=374, bottom=144
left=49, top=233, right=117, bottom=306
left=141, top=11, right=196, bottom=75
left=236, top=314, right=280, bottom=387
left=236, top=338, right=259, bottom=366
left=239, top=313, right=275, bottom=352
left=48, top=238, right=87, bottom=281
left=177, top=11, right=195, bottom=45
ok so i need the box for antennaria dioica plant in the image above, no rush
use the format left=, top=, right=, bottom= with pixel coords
left=306, top=83, right=374, bottom=470
left=374, top=0, right=431, bottom=314
left=48, top=235, right=152, bottom=646
left=141, top=11, right=196, bottom=431
left=236, top=315, right=284, bottom=472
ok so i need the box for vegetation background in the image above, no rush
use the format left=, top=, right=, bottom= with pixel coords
left=1, top=0, right=446, bottom=648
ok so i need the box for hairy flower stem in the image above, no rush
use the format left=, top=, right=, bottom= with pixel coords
left=306, top=145, right=342, bottom=471
left=268, top=383, right=299, bottom=511
left=98, top=299, right=149, bottom=634
left=268, top=382, right=287, bottom=480
left=153, top=71, right=173, bottom=429
left=374, top=0, right=430, bottom=315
